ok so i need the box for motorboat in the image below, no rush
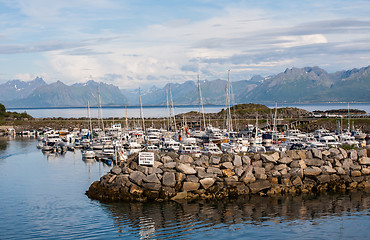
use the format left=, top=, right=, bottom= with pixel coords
left=82, top=149, right=96, bottom=158
left=203, top=143, right=222, bottom=155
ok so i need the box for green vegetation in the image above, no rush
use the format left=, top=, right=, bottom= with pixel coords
left=0, top=102, right=33, bottom=123
left=0, top=103, right=5, bottom=116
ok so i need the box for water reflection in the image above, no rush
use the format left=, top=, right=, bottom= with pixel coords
left=0, top=137, right=8, bottom=151
left=102, top=192, right=370, bottom=239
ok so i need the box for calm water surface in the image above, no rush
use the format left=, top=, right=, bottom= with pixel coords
left=0, top=137, right=369, bottom=239
left=8, top=103, right=370, bottom=118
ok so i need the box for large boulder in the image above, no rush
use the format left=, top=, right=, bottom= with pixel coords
left=304, top=166, right=322, bottom=176
left=179, top=155, right=194, bottom=163
left=129, top=171, right=146, bottom=186
left=200, top=178, right=216, bottom=189
left=182, top=182, right=200, bottom=191
left=176, top=163, right=196, bottom=174
left=311, top=148, right=322, bottom=159
left=143, top=173, right=160, bottom=183
left=233, top=155, right=243, bottom=167
left=249, top=180, right=272, bottom=193
left=359, top=157, right=370, bottom=165
left=260, top=154, right=277, bottom=164
left=162, top=172, right=176, bottom=187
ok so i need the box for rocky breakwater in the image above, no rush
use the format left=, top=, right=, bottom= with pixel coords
left=86, top=147, right=370, bottom=202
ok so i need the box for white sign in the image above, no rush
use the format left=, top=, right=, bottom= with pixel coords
left=139, top=152, right=155, bottom=166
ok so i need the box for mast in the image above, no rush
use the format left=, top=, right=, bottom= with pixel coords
left=273, top=102, right=277, bottom=132
left=139, top=87, right=145, bottom=132
left=347, top=102, right=351, bottom=132
left=226, top=70, right=233, bottom=133
left=97, top=85, right=104, bottom=132
left=87, top=97, right=93, bottom=140
left=197, top=74, right=206, bottom=130
left=168, top=84, right=177, bottom=132
left=125, top=105, right=128, bottom=130
left=166, top=86, right=170, bottom=130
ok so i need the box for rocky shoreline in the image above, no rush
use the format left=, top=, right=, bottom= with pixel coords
left=86, top=147, right=370, bottom=202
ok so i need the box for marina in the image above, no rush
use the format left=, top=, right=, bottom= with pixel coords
left=0, top=136, right=369, bottom=239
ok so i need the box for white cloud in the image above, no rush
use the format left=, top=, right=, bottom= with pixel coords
left=1, top=1, right=370, bottom=88
left=276, top=34, right=328, bottom=48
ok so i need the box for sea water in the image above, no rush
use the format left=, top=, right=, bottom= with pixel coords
left=7, top=103, right=370, bottom=118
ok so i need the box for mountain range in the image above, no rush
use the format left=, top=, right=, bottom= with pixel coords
left=1, top=66, right=369, bottom=108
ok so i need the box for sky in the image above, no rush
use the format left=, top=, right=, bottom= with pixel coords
left=0, top=0, right=370, bottom=89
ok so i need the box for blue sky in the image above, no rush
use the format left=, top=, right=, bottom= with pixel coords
left=0, top=0, right=370, bottom=88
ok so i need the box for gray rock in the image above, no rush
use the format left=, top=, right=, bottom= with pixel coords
left=153, top=161, right=163, bottom=168
left=179, top=155, right=194, bottom=163
left=351, top=164, right=361, bottom=170
left=348, top=150, right=358, bottom=160
left=242, top=156, right=251, bottom=165
left=311, top=148, right=322, bottom=159
left=329, top=148, right=340, bottom=157
left=129, top=171, right=146, bottom=186
left=182, top=182, right=200, bottom=191
left=316, top=174, right=331, bottom=183
left=357, top=149, right=367, bottom=158
left=321, top=165, right=337, bottom=174
left=286, top=150, right=300, bottom=160
left=254, top=167, right=267, bottom=180
left=137, top=165, right=149, bottom=175
left=149, top=167, right=163, bottom=175
left=304, top=166, right=322, bottom=176
left=163, top=162, right=177, bottom=169
left=207, top=167, right=223, bottom=176
left=171, top=191, right=187, bottom=200
left=260, top=154, right=277, bottom=163
left=142, top=182, right=161, bottom=191
left=121, top=166, right=133, bottom=174
left=305, top=158, right=324, bottom=166
left=359, top=157, right=370, bottom=165
left=278, top=157, right=293, bottom=164
left=338, top=148, right=347, bottom=158
left=111, top=166, right=122, bottom=175
left=270, top=152, right=280, bottom=161
left=306, top=150, right=313, bottom=159
left=290, top=168, right=304, bottom=179
left=200, top=178, right=215, bottom=189
left=252, top=160, right=263, bottom=168
left=143, top=173, right=160, bottom=183
left=342, top=159, right=354, bottom=170
left=234, top=166, right=244, bottom=177
left=115, top=174, right=130, bottom=186
left=233, top=155, right=243, bottom=167
left=351, top=170, right=362, bottom=177
left=221, top=155, right=232, bottom=163
left=274, top=164, right=288, bottom=171
left=176, top=163, right=196, bottom=174
left=167, top=152, right=179, bottom=160
left=361, top=167, right=370, bottom=175
left=335, top=167, right=346, bottom=175
left=162, top=172, right=176, bottom=187
left=176, top=172, right=186, bottom=183
left=240, top=166, right=255, bottom=184
left=186, top=175, right=199, bottom=183
left=221, top=162, right=234, bottom=169
left=264, top=162, right=275, bottom=171
left=161, top=155, right=173, bottom=163
left=225, top=176, right=239, bottom=185
left=197, top=170, right=215, bottom=179
left=292, top=176, right=303, bottom=186
left=290, top=160, right=300, bottom=168
left=249, top=180, right=272, bottom=193
left=210, top=156, right=221, bottom=165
